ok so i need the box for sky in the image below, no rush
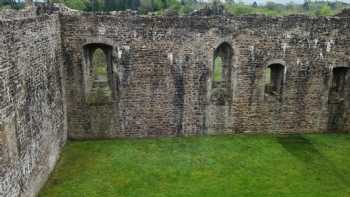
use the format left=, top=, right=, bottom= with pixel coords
left=239, top=0, right=350, bottom=4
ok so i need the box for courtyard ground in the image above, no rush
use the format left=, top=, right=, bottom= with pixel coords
left=39, top=134, right=350, bottom=197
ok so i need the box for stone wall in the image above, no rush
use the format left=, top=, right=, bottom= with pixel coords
left=0, top=7, right=37, bottom=20
left=0, top=14, right=66, bottom=197
left=1, top=6, right=350, bottom=196
left=61, top=13, right=350, bottom=138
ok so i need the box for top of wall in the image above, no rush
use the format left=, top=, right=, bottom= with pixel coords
left=336, top=9, right=350, bottom=17
left=2, top=4, right=350, bottom=22
left=0, top=3, right=78, bottom=21
left=0, top=6, right=37, bottom=20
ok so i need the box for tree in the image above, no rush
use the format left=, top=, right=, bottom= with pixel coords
left=303, top=0, right=309, bottom=11
left=226, top=0, right=234, bottom=5
left=328, top=2, right=336, bottom=10
left=252, top=1, right=257, bottom=8
left=139, top=0, right=155, bottom=13
left=0, top=0, right=24, bottom=9
left=211, top=0, right=224, bottom=15
left=131, top=0, right=140, bottom=10
left=265, top=1, right=278, bottom=10
left=316, top=4, right=333, bottom=16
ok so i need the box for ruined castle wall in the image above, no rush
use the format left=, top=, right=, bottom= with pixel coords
left=0, top=7, right=37, bottom=20
left=61, top=13, right=350, bottom=138
left=0, top=15, right=66, bottom=197
left=0, top=7, right=349, bottom=196
left=227, top=16, right=350, bottom=133
left=61, top=14, right=214, bottom=138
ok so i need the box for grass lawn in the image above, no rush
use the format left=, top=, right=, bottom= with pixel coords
left=39, top=134, right=350, bottom=197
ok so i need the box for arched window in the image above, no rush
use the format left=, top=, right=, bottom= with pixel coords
left=207, top=42, right=234, bottom=133
left=265, top=64, right=285, bottom=95
left=210, top=43, right=233, bottom=105
left=213, top=43, right=232, bottom=84
left=83, top=44, right=113, bottom=105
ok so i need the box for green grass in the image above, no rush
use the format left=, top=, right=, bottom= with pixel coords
left=93, top=48, right=108, bottom=77
left=94, top=66, right=107, bottom=76
left=39, top=134, right=350, bottom=197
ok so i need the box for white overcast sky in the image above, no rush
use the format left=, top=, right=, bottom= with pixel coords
left=238, top=0, right=350, bottom=4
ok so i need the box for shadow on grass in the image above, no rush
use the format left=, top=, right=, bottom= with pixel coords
left=277, top=134, right=350, bottom=187
left=277, top=134, right=319, bottom=161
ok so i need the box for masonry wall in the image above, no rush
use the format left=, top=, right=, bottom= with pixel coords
left=0, top=15, right=66, bottom=197
left=61, top=13, right=350, bottom=138
left=0, top=7, right=349, bottom=196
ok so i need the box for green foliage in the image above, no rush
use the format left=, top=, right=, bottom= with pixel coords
left=40, top=134, right=350, bottom=196
left=92, top=49, right=107, bottom=77
left=95, top=66, right=107, bottom=76
left=225, top=2, right=286, bottom=16
left=2, top=0, right=349, bottom=16
left=85, top=48, right=111, bottom=105
left=0, top=0, right=24, bottom=10
left=139, top=0, right=155, bottom=13
left=51, top=0, right=91, bottom=11
left=0, top=5, right=11, bottom=10
left=86, top=87, right=112, bottom=105
left=223, top=1, right=349, bottom=16
left=316, top=4, right=333, bottom=16
left=214, top=57, right=222, bottom=81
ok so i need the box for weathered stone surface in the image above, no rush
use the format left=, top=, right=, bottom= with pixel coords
left=1, top=4, right=350, bottom=197
left=336, top=9, right=350, bottom=17
left=0, top=13, right=66, bottom=197
left=61, top=13, right=350, bottom=138
left=0, top=6, right=37, bottom=20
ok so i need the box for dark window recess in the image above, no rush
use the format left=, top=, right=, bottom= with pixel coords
left=328, top=67, right=349, bottom=131
left=331, top=67, right=348, bottom=95
left=265, top=64, right=284, bottom=96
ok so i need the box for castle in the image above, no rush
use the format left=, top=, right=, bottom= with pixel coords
left=0, top=3, right=349, bottom=197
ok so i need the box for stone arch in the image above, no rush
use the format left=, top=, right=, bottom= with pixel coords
left=328, top=65, right=350, bottom=131
left=82, top=38, right=116, bottom=49
left=206, top=42, right=234, bottom=134
left=80, top=43, right=121, bottom=135
left=82, top=43, right=117, bottom=105
left=210, top=42, right=233, bottom=104
left=212, top=42, right=233, bottom=84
